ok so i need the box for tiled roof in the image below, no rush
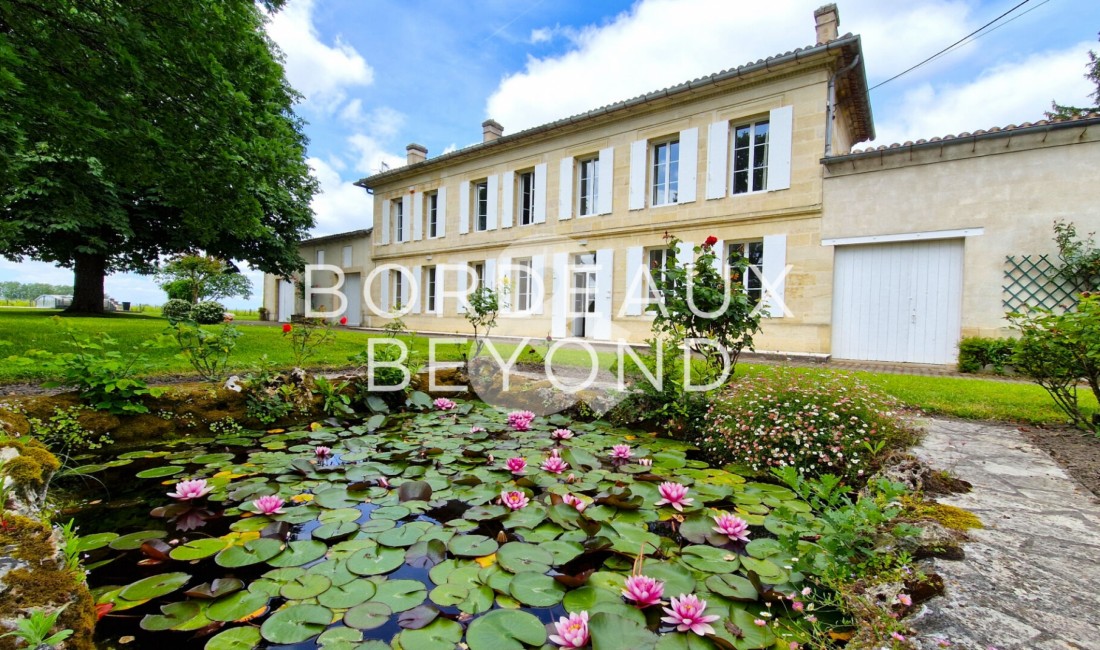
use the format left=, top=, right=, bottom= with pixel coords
left=301, top=228, right=372, bottom=246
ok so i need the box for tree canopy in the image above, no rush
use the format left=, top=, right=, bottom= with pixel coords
left=155, top=255, right=253, bottom=304
left=1048, top=32, right=1100, bottom=119
left=0, top=0, right=316, bottom=312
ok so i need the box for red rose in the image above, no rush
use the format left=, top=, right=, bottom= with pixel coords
left=703, top=235, right=718, bottom=248
left=339, top=316, right=348, bottom=325
left=282, top=323, right=292, bottom=333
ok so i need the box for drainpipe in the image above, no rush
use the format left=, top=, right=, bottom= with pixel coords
left=824, top=54, right=861, bottom=157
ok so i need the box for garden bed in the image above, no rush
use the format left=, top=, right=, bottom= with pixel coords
left=1018, top=423, right=1100, bottom=498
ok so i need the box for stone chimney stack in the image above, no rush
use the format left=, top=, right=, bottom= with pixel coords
left=406, top=143, right=427, bottom=166
left=482, top=119, right=504, bottom=143
left=814, top=4, right=839, bottom=44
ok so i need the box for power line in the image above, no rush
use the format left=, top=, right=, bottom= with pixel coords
left=870, top=0, right=1034, bottom=92
left=917, top=0, right=1055, bottom=72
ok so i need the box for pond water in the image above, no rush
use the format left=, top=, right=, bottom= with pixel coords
left=62, top=400, right=823, bottom=649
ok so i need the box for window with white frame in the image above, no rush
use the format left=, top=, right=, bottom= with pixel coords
left=426, top=192, right=439, bottom=238
left=646, top=247, right=675, bottom=303
left=425, top=266, right=437, bottom=312
left=393, top=271, right=404, bottom=310
left=316, top=250, right=325, bottom=266
left=651, top=139, right=679, bottom=206
left=732, top=120, right=769, bottom=195
left=517, top=171, right=536, bottom=226
left=577, top=155, right=599, bottom=217
left=342, top=246, right=352, bottom=267
left=392, top=199, right=405, bottom=242
left=727, top=240, right=764, bottom=302
left=473, top=180, right=489, bottom=231
left=514, top=258, right=532, bottom=311
left=470, top=262, right=485, bottom=290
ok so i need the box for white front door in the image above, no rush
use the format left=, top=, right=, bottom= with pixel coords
left=832, top=239, right=964, bottom=364
left=571, top=268, right=597, bottom=338
left=278, top=280, right=294, bottom=322
left=344, top=273, right=362, bottom=326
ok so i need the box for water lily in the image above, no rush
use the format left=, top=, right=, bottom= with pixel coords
left=470, top=426, right=486, bottom=433
left=378, top=477, right=390, bottom=489
left=638, top=458, right=653, bottom=466
left=622, top=575, right=664, bottom=607
left=314, top=446, right=332, bottom=458
left=549, top=611, right=590, bottom=648
left=252, top=495, right=285, bottom=515
left=713, top=512, right=750, bottom=541
left=542, top=455, right=569, bottom=474
left=561, top=493, right=587, bottom=512
left=610, top=444, right=632, bottom=460
left=655, top=482, right=693, bottom=511
left=507, top=410, right=536, bottom=431
left=500, top=490, right=529, bottom=510
left=551, top=428, right=574, bottom=440
left=506, top=457, right=527, bottom=474
left=661, top=593, right=720, bottom=636
left=167, top=478, right=212, bottom=501
left=434, top=397, right=456, bottom=410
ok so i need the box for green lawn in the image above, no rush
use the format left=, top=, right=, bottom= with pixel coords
left=1, top=307, right=1094, bottom=427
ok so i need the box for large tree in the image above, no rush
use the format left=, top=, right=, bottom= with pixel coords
left=0, top=0, right=316, bottom=312
left=1048, top=32, right=1100, bottom=119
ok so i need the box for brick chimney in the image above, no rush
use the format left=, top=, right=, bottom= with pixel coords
left=814, top=4, right=839, bottom=44
left=406, top=143, right=427, bottom=165
left=482, top=119, right=504, bottom=142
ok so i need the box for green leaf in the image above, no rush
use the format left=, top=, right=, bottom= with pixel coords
left=169, top=538, right=230, bottom=561
left=508, top=571, right=566, bottom=607
left=119, top=572, right=190, bottom=601
left=394, top=618, right=463, bottom=649
left=343, top=601, right=392, bottom=631
left=371, top=579, right=427, bottom=613
left=260, top=604, right=333, bottom=644
left=496, top=542, right=553, bottom=574
left=465, top=609, right=546, bottom=650
left=317, top=580, right=376, bottom=609
left=347, top=545, right=405, bottom=576
left=204, top=626, right=262, bottom=650
left=215, top=538, right=284, bottom=568
left=206, top=591, right=270, bottom=622
left=446, top=534, right=498, bottom=558
left=267, top=540, right=327, bottom=567
left=588, top=612, right=659, bottom=650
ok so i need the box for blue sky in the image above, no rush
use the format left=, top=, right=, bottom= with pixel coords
left=3, top=0, right=1097, bottom=308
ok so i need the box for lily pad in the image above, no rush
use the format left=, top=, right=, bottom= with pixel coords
left=447, top=534, right=498, bottom=558
left=268, top=540, right=328, bottom=567
left=280, top=573, right=332, bottom=600
left=169, top=538, right=230, bottom=561
left=589, top=611, right=659, bottom=650
left=343, top=601, right=392, bottom=630
left=508, top=571, right=566, bottom=607
left=465, top=609, right=546, bottom=650
left=318, top=580, right=376, bottom=609
left=260, top=603, right=333, bottom=644
left=204, top=626, right=262, bottom=650
left=371, top=579, right=427, bottom=613
left=215, top=538, right=285, bottom=568
left=704, top=573, right=758, bottom=601
left=207, top=591, right=270, bottom=622
left=393, top=618, right=462, bottom=649
left=75, top=532, right=119, bottom=552
left=109, top=530, right=168, bottom=550
left=136, top=466, right=184, bottom=479
left=347, top=545, right=405, bottom=576
left=140, top=601, right=210, bottom=632
left=497, top=542, right=554, bottom=575
left=120, top=572, right=190, bottom=601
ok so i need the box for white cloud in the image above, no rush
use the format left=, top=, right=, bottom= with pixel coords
left=265, top=0, right=373, bottom=112
left=486, top=0, right=979, bottom=132
left=308, top=157, right=375, bottom=235
left=347, top=134, right=405, bottom=177
left=529, top=27, right=554, bottom=44
left=871, top=42, right=1097, bottom=145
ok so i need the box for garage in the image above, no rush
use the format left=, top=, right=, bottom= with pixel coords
left=831, top=238, right=964, bottom=364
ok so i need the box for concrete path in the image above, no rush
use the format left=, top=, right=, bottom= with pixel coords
left=911, top=418, right=1100, bottom=650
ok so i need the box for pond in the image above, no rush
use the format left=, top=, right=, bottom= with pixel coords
left=64, top=399, right=826, bottom=649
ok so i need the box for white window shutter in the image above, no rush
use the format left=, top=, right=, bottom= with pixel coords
left=531, top=254, right=545, bottom=315
left=484, top=258, right=496, bottom=291
left=456, top=261, right=468, bottom=313
left=434, top=270, right=444, bottom=315
left=624, top=245, right=644, bottom=316
left=710, top=239, right=725, bottom=275
left=498, top=256, right=512, bottom=313
left=400, top=268, right=410, bottom=308
left=551, top=253, right=568, bottom=338
left=762, top=233, right=787, bottom=317
left=676, top=241, right=694, bottom=269
left=594, top=249, right=614, bottom=340
left=628, top=140, right=646, bottom=210
left=767, top=106, right=793, bottom=192
left=678, top=127, right=697, bottom=203
left=401, top=195, right=412, bottom=241
left=379, top=269, right=390, bottom=313
left=533, top=163, right=547, bottom=224
left=501, top=171, right=514, bottom=228
left=412, top=191, right=423, bottom=241
left=379, top=201, right=390, bottom=245
left=486, top=175, right=498, bottom=230
left=597, top=146, right=614, bottom=215
left=436, top=186, right=447, bottom=237
left=558, top=157, right=573, bottom=221
left=706, top=121, right=729, bottom=200
left=410, top=266, right=422, bottom=313
left=458, top=181, right=470, bottom=234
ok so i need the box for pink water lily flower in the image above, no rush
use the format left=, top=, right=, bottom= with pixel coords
left=551, top=428, right=574, bottom=440
left=549, top=611, right=590, bottom=648
left=561, top=493, right=587, bottom=512
left=610, top=444, right=633, bottom=460
left=655, top=482, right=693, bottom=512
left=167, top=478, right=213, bottom=501
left=713, top=512, right=751, bottom=541
left=622, top=575, right=664, bottom=608
left=252, top=495, right=285, bottom=515
left=507, top=410, right=536, bottom=431
left=470, top=426, right=486, bottom=433
left=378, top=477, right=390, bottom=489
left=315, top=446, right=332, bottom=457
left=500, top=490, right=529, bottom=510
left=433, top=397, right=456, bottom=410
left=506, top=457, right=527, bottom=474
left=662, top=593, right=721, bottom=636
left=542, top=455, right=569, bottom=474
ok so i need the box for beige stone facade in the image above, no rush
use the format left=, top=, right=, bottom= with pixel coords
left=262, top=229, right=373, bottom=325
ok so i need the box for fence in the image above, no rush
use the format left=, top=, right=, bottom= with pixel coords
left=1003, top=254, right=1082, bottom=313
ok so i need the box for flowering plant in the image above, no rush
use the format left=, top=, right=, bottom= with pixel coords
left=507, top=410, right=535, bottom=431
left=281, top=317, right=343, bottom=368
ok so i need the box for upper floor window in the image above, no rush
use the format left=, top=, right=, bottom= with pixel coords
left=426, top=192, right=439, bottom=238
left=577, top=155, right=599, bottom=217
left=474, top=180, right=489, bottom=232
left=424, top=266, right=437, bottom=312
left=727, top=240, right=764, bottom=302
left=316, top=250, right=325, bottom=266
left=518, top=171, right=536, bottom=226
left=732, top=120, right=769, bottom=195
left=651, top=139, right=679, bottom=206
left=392, top=199, right=405, bottom=242
left=647, top=247, right=675, bottom=303
left=514, top=258, right=532, bottom=311
left=342, top=246, right=352, bottom=267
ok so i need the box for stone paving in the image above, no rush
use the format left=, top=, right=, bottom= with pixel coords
left=910, top=418, right=1100, bottom=650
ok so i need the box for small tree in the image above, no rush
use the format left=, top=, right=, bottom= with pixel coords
left=465, top=283, right=508, bottom=358
left=1053, top=220, right=1100, bottom=291
left=155, top=254, right=253, bottom=304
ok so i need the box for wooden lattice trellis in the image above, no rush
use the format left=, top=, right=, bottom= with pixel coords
left=1003, top=254, right=1082, bottom=313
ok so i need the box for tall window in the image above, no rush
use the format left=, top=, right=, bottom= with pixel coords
left=518, top=171, right=536, bottom=225
left=647, top=248, right=674, bottom=303
left=392, top=199, right=405, bottom=242
left=727, top=241, right=764, bottom=302
left=577, top=156, right=599, bottom=216
left=651, top=139, right=679, bottom=206
left=425, top=266, right=437, bottom=312
left=471, top=262, right=485, bottom=290
left=342, top=245, right=352, bottom=267
left=732, top=120, right=769, bottom=194
left=474, top=180, right=489, bottom=231
left=515, top=259, right=532, bottom=311
left=393, top=271, right=404, bottom=310
left=427, top=192, right=439, bottom=238
left=316, top=250, right=325, bottom=265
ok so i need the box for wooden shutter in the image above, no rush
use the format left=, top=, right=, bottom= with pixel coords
left=766, top=106, right=793, bottom=192
left=379, top=200, right=390, bottom=244
left=558, top=157, right=573, bottom=221
left=676, top=241, right=694, bottom=269
left=678, top=127, right=698, bottom=203
left=436, top=186, right=447, bottom=237
left=624, top=245, right=644, bottom=316
left=412, top=191, right=423, bottom=241
left=484, top=258, right=496, bottom=290
left=628, top=140, right=646, bottom=210
left=706, top=121, right=729, bottom=199
left=401, top=195, right=412, bottom=242
left=410, top=266, right=422, bottom=313
left=762, top=233, right=787, bottom=317
left=594, top=248, right=614, bottom=340
left=597, top=146, right=614, bottom=215
left=531, top=254, right=545, bottom=315
left=551, top=253, right=568, bottom=338
left=458, top=181, right=470, bottom=234
left=486, top=175, right=498, bottom=230
left=501, top=170, right=514, bottom=228
left=456, top=260, right=468, bottom=313
left=379, top=269, right=389, bottom=313
left=533, top=163, right=547, bottom=224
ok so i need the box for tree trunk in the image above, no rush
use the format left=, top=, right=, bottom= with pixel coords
left=66, top=252, right=106, bottom=313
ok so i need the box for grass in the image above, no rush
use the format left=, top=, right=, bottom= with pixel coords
left=0, top=308, right=1095, bottom=427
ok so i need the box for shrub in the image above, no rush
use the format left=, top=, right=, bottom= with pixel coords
left=166, top=321, right=240, bottom=382
left=191, top=300, right=226, bottom=325
left=957, top=336, right=1017, bottom=374
left=162, top=299, right=193, bottom=323
left=697, top=370, right=912, bottom=481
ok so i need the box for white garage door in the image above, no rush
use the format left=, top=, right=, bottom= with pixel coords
left=832, top=239, right=964, bottom=364
left=344, top=273, right=362, bottom=326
